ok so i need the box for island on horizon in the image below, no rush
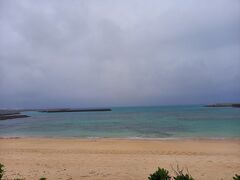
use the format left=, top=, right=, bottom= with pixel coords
left=204, top=103, right=240, bottom=108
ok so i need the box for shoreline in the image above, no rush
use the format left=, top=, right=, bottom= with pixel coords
left=1, top=135, right=240, bottom=141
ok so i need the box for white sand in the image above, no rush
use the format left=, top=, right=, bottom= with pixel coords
left=0, top=138, right=239, bottom=179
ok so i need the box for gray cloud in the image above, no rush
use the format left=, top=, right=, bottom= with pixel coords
left=0, top=0, right=239, bottom=108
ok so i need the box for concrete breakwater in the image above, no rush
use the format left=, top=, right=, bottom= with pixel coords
left=39, top=108, right=112, bottom=113
left=0, top=108, right=112, bottom=120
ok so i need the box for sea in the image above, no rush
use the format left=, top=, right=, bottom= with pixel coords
left=0, top=105, right=240, bottom=139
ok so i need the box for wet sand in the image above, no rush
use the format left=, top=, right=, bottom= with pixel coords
left=0, top=138, right=239, bottom=179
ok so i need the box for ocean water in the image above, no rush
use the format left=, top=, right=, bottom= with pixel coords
left=0, top=106, right=240, bottom=138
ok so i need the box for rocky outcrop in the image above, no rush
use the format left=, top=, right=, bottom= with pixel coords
left=0, top=112, right=30, bottom=120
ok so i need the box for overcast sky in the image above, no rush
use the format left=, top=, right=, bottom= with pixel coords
left=0, top=0, right=239, bottom=108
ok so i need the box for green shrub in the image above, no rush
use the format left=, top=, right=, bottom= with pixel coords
left=233, top=174, right=240, bottom=180
left=39, top=177, right=47, bottom=180
left=148, top=167, right=171, bottom=180
left=0, top=163, right=4, bottom=180
left=174, top=174, right=194, bottom=180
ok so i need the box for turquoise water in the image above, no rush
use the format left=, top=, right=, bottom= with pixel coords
left=0, top=106, right=240, bottom=138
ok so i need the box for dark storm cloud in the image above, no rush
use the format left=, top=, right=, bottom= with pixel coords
left=0, top=0, right=239, bottom=108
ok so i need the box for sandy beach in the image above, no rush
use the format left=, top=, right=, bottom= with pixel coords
left=0, top=138, right=239, bottom=180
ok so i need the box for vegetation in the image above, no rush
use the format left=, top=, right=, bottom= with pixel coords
left=148, top=167, right=171, bottom=180
left=39, top=178, right=47, bottom=180
left=172, top=165, right=194, bottom=180
left=149, top=166, right=194, bottom=180
left=233, top=174, right=240, bottom=180
left=148, top=166, right=194, bottom=180
left=148, top=166, right=239, bottom=180
left=173, top=174, right=194, bottom=180
left=0, top=163, right=4, bottom=180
